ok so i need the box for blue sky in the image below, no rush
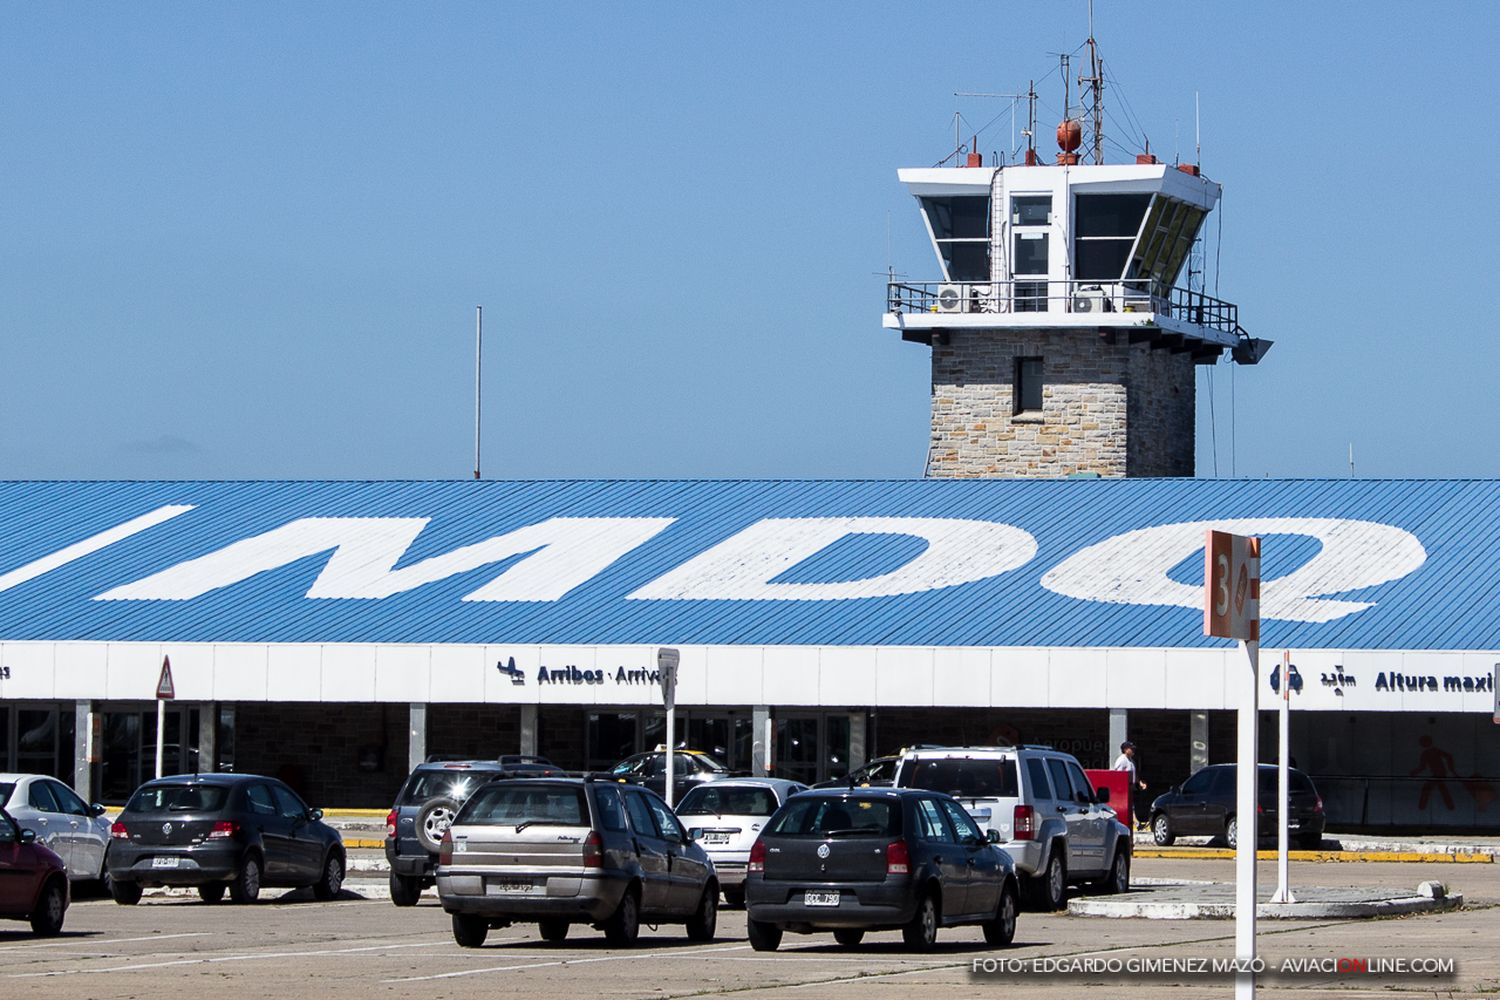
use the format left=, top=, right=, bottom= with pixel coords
left=2, top=3, right=1494, bottom=481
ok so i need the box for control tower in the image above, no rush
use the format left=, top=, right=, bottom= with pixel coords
left=885, top=77, right=1269, bottom=478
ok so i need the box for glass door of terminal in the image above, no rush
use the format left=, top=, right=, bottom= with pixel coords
left=586, top=710, right=755, bottom=773
left=0, top=703, right=75, bottom=784
left=774, top=713, right=851, bottom=785
left=100, top=705, right=199, bottom=803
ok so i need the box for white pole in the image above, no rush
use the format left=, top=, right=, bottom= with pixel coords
left=1272, top=651, right=1296, bottom=902
left=473, top=306, right=482, bottom=480
left=665, top=706, right=676, bottom=808
left=1235, top=637, right=1259, bottom=1000
left=155, top=699, right=166, bottom=779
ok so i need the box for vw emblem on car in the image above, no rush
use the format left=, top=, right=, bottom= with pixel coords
left=817, top=843, right=830, bottom=859
left=161, top=822, right=172, bottom=836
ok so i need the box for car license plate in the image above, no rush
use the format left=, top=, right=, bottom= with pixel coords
left=702, top=832, right=731, bottom=846
left=804, top=891, right=840, bottom=907
left=486, top=880, right=541, bottom=895
left=152, top=856, right=181, bottom=869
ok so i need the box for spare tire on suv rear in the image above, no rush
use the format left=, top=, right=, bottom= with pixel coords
left=414, top=796, right=461, bottom=854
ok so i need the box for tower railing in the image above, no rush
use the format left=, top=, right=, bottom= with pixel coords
left=887, top=279, right=1241, bottom=336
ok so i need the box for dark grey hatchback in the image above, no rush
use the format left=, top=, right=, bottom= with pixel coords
left=105, top=774, right=345, bottom=905
left=744, top=787, right=1019, bottom=951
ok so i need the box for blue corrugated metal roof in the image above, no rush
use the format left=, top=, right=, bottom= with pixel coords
left=0, top=479, right=1495, bottom=650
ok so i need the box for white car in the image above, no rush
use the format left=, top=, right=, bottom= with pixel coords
left=0, top=773, right=112, bottom=887
left=678, top=778, right=806, bottom=907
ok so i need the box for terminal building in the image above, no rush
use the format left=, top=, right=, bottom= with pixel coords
left=1, top=85, right=1494, bottom=832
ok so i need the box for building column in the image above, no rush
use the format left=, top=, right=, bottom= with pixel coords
left=1108, top=708, right=1128, bottom=757
left=1190, top=710, right=1210, bottom=774
left=408, top=703, right=428, bottom=772
left=519, top=705, right=538, bottom=756
left=73, top=700, right=94, bottom=803
left=751, top=705, right=771, bottom=777
left=198, top=702, right=217, bottom=773
left=848, top=712, right=867, bottom=770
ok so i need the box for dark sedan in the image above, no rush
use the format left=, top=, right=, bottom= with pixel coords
left=1147, top=763, right=1325, bottom=849
left=744, top=787, right=1019, bottom=952
left=609, top=749, right=738, bottom=803
left=106, top=774, right=345, bottom=904
left=0, top=808, right=68, bottom=935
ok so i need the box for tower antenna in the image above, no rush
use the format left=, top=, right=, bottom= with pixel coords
left=1195, top=91, right=1201, bottom=165
left=1082, top=3, right=1105, bottom=163
left=1026, top=79, right=1037, bottom=163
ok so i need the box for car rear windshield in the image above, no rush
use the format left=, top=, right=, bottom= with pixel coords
left=125, top=784, right=230, bottom=813
left=678, top=785, right=778, bottom=817
left=899, top=758, right=1019, bottom=798
left=457, top=785, right=587, bottom=827
left=398, top=769, right=498, bottom=806
left=765, top=796, right=899, bottom=836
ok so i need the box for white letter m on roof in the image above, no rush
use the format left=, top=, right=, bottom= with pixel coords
left=94, top=516, right=675, bottom=603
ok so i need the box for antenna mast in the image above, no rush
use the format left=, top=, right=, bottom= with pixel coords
left=1083, top=39, right=1104, bottom=163
left=1026, top=80, right=1037, bottom=163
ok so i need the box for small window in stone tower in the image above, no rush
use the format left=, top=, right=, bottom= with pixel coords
left=1015, top=356, right=1044, bottom=414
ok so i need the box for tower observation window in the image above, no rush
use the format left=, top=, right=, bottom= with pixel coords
left=1074, top=193, right=1150, bottom=281
left=920, top=196, right=990, bottom=282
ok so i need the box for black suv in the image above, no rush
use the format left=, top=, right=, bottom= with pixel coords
left=744, top=787, right=1019, bottom=952
left=385, top=756, right=561, bottom=906
left=1147, top=763, right=1326, bottom=849
left=105, top=773, right=344, bottom=904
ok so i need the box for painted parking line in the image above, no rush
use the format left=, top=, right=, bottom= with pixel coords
left=0, top=932, right=211, bottom=953
left=382, top=943, right=753, bottom=983
left=7, top=938, right=455, bottom=978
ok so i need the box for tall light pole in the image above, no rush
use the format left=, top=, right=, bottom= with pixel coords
left=474, top=306, right=482, bottom=480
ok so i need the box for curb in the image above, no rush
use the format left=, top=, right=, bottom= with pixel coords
left=1070, top=890, right=1465, bottom=920
left=1134, top=847, right=1493, bottom=864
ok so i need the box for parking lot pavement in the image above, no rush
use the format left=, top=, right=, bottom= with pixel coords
left=0, top=859, right=1494, bottom=999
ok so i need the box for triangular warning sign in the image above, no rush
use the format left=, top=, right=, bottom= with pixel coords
left=156, top=655, right=176, bottom=700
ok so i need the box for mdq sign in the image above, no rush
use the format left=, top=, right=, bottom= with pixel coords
left=3, top=506, right=1425, bottom=626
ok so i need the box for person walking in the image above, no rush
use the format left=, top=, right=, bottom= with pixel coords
left=1112, top=740, right=1148, bottom=829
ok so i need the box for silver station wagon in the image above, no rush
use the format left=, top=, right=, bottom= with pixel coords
left=436, top=777, right=719, bottom=947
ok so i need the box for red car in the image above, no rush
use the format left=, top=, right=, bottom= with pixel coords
left=0, top=808, right=68, bottom=935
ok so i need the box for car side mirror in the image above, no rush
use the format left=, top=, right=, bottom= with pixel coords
left=1171, top=784, right=1180, bottom=794
left=19, top=828, right=36, bottom=845
left=91, top=803, right=108, bottom=817
left=308, top=808, right=324, bottom=822
left=986, top=828, right=1002, bottom=844
left=1094, top=787, right=1111, bottom=804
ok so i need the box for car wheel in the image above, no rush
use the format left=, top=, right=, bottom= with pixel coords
left=603, top=886, right=640, bottom=947
left=1225, top=816, right=1238, bottom=851
left=414, top=796, right=461, bottom=854
left=198, top=882, right=226, bottom=903
left=312, top=851, right=344, bottom=901
left=452, top=913, right=489, bottom=948
left=983, top=881, right=1019, bottom=947
left=833, top=929, right=865, bottom=947
left=538, top=919, right=569, bottom=943
left=1098, top=846, right=1129, bottom=895
left=721, top=886, right=745, bottom=909
left=686, top=885, right=718, bottom=942
left=229, top=854, right=262, bottom=904
left=746, top=917, right=782, bottom=952
left=29, top=879, right=66, bottom=936
left=1152, top=813, right=1175, bottom=847
left=1025, top=850, right=1066, bottom=911
left=901, top=891, right=939, bottom=951
left=29, top=881, right=66, bottom=935
left=110, top=878, right=143, bottom=906
left=389, top=872, right=422, bottom=907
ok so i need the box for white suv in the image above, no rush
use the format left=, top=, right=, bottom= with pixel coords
left=892, top=745, right=1130, bottom=911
